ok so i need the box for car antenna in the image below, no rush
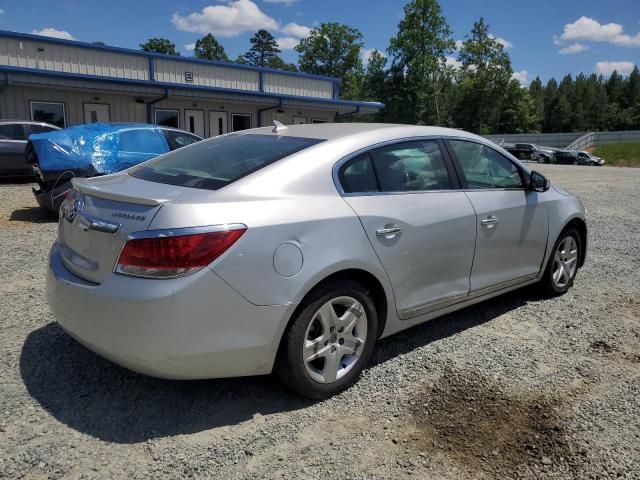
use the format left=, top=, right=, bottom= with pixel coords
left=272, top=120, right=288, bottom=134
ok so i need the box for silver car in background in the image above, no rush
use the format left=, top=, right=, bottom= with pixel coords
left=47, top=123, right=587, bottom=398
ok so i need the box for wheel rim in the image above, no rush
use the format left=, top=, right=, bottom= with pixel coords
left=552, top=236, right=578, bottom=288
left=303, top=296, right=368, bottom=384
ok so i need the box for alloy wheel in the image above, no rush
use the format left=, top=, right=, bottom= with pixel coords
left=303, top=296, right=368, bottom=384
left=552, top=236, right=578, bottom=288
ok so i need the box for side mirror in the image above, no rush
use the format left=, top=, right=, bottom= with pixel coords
left=529, top=171, right=550, bottom=192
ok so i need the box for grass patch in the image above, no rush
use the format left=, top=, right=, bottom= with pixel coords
left=592, top=143, right=640, bottom=167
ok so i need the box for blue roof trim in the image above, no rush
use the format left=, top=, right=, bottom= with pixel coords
left=0, top=65, right=384, bottom=110
left=0, top=30, right=342, bottom=84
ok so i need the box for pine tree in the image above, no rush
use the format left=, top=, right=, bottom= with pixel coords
left=242, top=30, right=281, bottom=67
left=194, top=33, right=228, bottom=61
left=453, top=17, right=513, bottom=133
left=387, top=0, right=455, bottom=125
left=139, top=38, right=179, bottom=56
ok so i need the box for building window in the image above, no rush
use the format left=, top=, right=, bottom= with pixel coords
left=311, top=118, right=328, bottom=124
left=155, top=109, right=179, bottom=129
left=231, top=114, right=251, bottom=132
left=30, top=101, right=66, bottom=128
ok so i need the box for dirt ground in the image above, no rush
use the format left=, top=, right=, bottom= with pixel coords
left=0, top=164, right=639, bottom=479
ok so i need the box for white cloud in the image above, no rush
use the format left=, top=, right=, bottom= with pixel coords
left=558, top=16, right=640, bottom=47
left=361, top=48, right=386, bottom=65
left=558, top=42, right=589, bottom=54
left=265, top=0, right=298, bottom=5
left=445, top=56, right=462, bottom=70
left=276, top=37, right=300, bottom=50
left=172, top=2, right=312, bottom=41
left=172, top=0, right=278, bottom=37
left=184, top=42, right=196, bottom=51
left=512, top=70, right=528, bottom=85
left=31, top=28, right=75, bottom=40
left=280, top=22, right=311, bottom=38
left=489, top=34, right=513, bottom=49
left=595, top=61, right=637, bottom=76
left=454, top=39, right=463, bottom=50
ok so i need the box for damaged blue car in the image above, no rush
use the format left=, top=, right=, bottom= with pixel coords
left=26, top=123, right=202, bottom=212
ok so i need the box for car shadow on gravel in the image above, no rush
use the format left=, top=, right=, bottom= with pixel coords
left=19, top=286, right=543, bottom=444
left=9, top=207, right=57, bottom=223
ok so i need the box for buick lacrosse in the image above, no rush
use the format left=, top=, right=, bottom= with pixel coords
left=48, top=123, right=587, bottom=398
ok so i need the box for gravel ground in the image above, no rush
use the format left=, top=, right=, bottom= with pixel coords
left=0, top=164, right=639, bottom=480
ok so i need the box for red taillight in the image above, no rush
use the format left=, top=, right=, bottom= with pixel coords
left=116, top=228, right=246, bottom=278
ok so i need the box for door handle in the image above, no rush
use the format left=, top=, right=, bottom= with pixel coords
left=376, top=225, right=403, bottom=238
left=481, top=215, right=498, bottom=228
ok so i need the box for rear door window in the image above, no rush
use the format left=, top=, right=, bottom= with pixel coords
left=131, top=133, right=324, bottom=190
left=339, top=153, right=378, bottom=194
left=0, top=124, right=26, bottom=140
left=370, top=140, right=453, bottom=192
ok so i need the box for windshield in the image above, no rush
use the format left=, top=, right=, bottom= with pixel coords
left=130, top=133, right=324, bottom=190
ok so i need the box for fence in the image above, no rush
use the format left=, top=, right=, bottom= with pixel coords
left=485, top=130, right=640, bottom=149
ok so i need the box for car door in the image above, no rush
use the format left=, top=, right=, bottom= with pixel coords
left=446, top=139, right=549, bottom=292
left=339, top=139, right=477, bottom=319
left=0, top=123, right=28, bottom=175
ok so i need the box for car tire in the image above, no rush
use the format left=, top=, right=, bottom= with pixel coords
left=540, top=228, right=581, bottom=296
left=275, top=280, right=378, bottom=399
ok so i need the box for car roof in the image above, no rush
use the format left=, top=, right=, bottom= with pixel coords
left=241, top=123, right=484, bottom=142
left=0, top=119, right=60, bottom=127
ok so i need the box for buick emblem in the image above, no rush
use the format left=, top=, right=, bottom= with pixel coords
left=66, top=198, right=83, bottom=223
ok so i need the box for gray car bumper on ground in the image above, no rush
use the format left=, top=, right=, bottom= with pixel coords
left=47, top=242, right=293, bottom=379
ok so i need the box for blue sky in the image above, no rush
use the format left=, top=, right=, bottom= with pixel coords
left=1, top=0, right=639, bottom=85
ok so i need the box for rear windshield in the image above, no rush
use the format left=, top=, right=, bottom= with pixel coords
left=130, top=133, right=324, bottom=190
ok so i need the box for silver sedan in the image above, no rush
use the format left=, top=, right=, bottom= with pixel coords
left=48, top=123, right=587, bottom=398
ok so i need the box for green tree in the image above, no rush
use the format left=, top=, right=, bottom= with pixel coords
left=194, top=33, right=228, bottom=61
left=362, top=50, right=387, bottom=102
left=498, top=80, right=536, bottom=133
left=139, top=38, right=179, bottom=55
left=267, top=55, right=298, bottom=72
left=295, top=22, right=364, bottom=90
left=528, top=76, right=545, bottom=131
left=453, top=17, right=513, bottom=133
left=387, top=0, right=455, bottom=125
left=242, top=30, right=280, bottom=67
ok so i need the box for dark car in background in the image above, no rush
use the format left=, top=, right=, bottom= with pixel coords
left=0, top=120, right=60, bottom=177
left=552, top=150, right=578, bottom=165
left=26, top=123, right=202, bottom=212
left=504, top=143, right=555, bottom=163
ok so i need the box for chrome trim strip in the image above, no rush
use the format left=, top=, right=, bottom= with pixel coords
left=76, top=213, right=120, bottom=234
left=468, top=273, right=539, bottom=298
left=331, top=135, right=529, bottom=197
left=399, top=273, right=539, bottom=320
left=401, top=292, right=468, bottom=318
left=125, top=223, right=247, bottom=241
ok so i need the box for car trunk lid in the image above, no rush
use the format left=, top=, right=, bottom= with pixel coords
left=58, top=174, right=212, bottom=284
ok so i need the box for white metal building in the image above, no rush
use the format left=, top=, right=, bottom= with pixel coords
left=0, top=31, right=383, bottom=137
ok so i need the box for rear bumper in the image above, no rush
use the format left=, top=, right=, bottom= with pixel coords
left=47, top=242, right=294, bottom=379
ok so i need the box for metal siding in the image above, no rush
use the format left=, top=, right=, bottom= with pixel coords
left=0, top=37, right=149, bottom=81
left=260, top=107, right=333, bottom=126
left=154, top=59, right=260, bottom=92
left=262, top=73, right=333, bottom=99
